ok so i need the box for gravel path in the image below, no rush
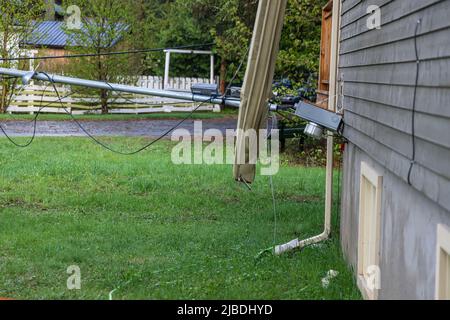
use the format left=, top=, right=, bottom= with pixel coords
left=0, top=119, right=238, bottom=138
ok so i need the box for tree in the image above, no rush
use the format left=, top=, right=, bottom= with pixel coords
left=0, top=0, right=45, bottom=113
left=209, top=0, right=257, bottom=94
left=64, top=0, right=146, bottom=114
left=142, top=0, right=213, bottom=78
left=187, top=0, right=257, bottom=94
left=149, top=0, right=257, bottom=94
left=276, top=0, right=329, bottom=87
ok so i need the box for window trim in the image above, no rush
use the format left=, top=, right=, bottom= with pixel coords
left=357, top=162, right=383, bottom=300
left=436, top=224, right=450, bottom=300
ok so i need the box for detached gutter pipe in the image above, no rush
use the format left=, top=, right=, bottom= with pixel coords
left=274, top=0, right=341, bottom=255
left=274, top=132, right=334, bottom=255
left=0, top=68, right=241, bottom=108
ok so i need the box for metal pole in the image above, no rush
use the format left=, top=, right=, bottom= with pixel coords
left=210, top=54, right=215, bottom=84
left=0, top=68, right=241, bottom=108
left=164, top=50, right=171, bottom=90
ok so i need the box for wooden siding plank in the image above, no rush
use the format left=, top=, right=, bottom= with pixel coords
left=345, top=109, right=450, bottom=180
left=344, top=82, right=413, bottom=110
left=344, top=96, right=450, bottom=149
left=344, top=126, right=450, bottom=212
left=415, top=139, right=450, bottom=181
left=342, top=0, right=363, bottom=16
left=340, top=27, right=450, bottom=68
left=341, top=0, right=392, bottom=29
left=340, top=0, right=450, bottom=54
left=345, top=110, right=412, bottom=158
left=341, top=57, right=450, bottom=87
left=343, top=82, right=450, bottom=118
left=341, top=0, right=444, bottom=42
left=344, top=96, right=412, bottom=132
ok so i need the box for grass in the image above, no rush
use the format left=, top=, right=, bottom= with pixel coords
left=0, top=110, right=238, bottom=122
left=0, top=137, right=360, bottom=300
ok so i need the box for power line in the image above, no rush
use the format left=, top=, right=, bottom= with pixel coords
left=39, top=71, right=212, bottom=156
left=0, top=75, right=212, bottom=154
left=0, top=43, right=215, bottom=62
left=407, top=19, right=422, bottom=186
left=0, top=85, right=79, bottom=147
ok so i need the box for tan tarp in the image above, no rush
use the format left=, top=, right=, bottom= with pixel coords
left=233, top=0, right=287, bottom=183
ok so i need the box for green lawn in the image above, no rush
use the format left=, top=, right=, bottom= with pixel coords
left=0, top=137, right=360, bottom=300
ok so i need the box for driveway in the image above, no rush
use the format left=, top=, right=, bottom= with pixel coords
left=0, top=119, right=238, bottom=138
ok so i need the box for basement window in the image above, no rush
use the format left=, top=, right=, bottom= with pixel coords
left=436, top=224, right=450, bottom=300
left=357, top=162, right=383, bottom=300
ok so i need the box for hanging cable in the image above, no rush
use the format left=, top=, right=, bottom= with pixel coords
left=255, top=113, right=279, bottom=259
left=407, top=19, right=422, bottom=186
left=39, top=71, right=212, bottom=156
left=0, top=84, right=79, bottom=147
left=268, top=113, right=279, bottom=247
left=0, top=43, right=215, bottom=62
left=223, top=46, right=250, bottom=96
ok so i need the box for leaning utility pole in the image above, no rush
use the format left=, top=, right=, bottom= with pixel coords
left=233, top=0, right=287, bottom=183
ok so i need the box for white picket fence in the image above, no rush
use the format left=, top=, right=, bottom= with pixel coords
left=137, top=76, right=217, bottom=91
left=6, top=76, right=220, bottom=115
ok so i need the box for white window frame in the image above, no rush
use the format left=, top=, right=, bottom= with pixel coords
left=436, top=224, right=450, bottom=300
left=357, top=162, right=383, bottom=300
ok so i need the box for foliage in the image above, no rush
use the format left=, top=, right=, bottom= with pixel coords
left=2, top=0, right=328, bottom=112
left=276, top=0, right=329, bottom=87
left=142, top=0, right=213, bottom=78
left=150, top=0, right=326, bottom=91
left=63, top=0, right=146, bottom=113
left=146, top=0, right=257, bottom=89
left=0, top=0, right=45, bottom=113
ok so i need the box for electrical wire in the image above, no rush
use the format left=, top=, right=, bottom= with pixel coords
left=0, top=43, right=215, bottom=62
left=39, top=71, right=212, bottom=156
left=0, top=82, right=50, bottom=147
left=0, top=38, right=236, bottom=153
left=407, top=19, right=422, bottom=186
left=224, top=46, right=250, bottom=96
left=0, top=84, right=78, bottom=147
left=0, top=72, right=213, bottom=153
left=336, top=143, right=343, bottom=220
left=268, top=113, right=279, bottom=247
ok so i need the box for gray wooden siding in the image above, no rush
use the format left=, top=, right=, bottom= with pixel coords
left=340, top=0, right=450, bottom=211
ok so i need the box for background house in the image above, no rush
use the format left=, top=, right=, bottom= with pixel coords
left=20, top=20, right=127, bottom=73
left=319, top=0, right=450, bottom=300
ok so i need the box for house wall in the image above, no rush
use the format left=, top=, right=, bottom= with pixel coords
left=339, top=0, right=450, bottom=299
left=342, top=143, right=450, bottom=299
left=36, top=48, right=69, bottom=73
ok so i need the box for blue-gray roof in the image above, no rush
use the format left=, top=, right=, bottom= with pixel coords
left=22, top=21, right=127, bottom=48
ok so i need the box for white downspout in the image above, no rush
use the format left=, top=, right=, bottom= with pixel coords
left=275, top=0, right=341, bottom=255
left=275, top=133, right=334, bottom=254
